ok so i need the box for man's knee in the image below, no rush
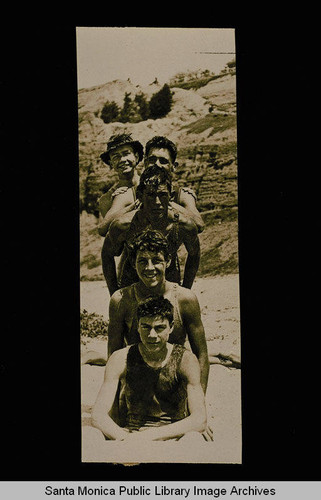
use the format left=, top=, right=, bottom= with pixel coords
left=82, top=425, right=106, bottom=445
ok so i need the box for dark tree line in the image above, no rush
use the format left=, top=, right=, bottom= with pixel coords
left=100, top=84, right=173, bottom=124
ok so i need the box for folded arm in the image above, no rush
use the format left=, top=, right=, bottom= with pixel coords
left=123, top=351, right=207, bottom=442
left=98, top=188, right=137, bottom=237
left=91, top=348, right=130, bottom=440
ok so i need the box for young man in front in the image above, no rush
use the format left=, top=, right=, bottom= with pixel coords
left=88, top=296, right=208, bottom=443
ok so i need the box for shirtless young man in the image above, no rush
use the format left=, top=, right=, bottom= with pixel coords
left=98, top=133, right=143, bottom=219
left=101, top=165, right=200, bottom=297
left=86, top=296, right=209, bottom=444
left=98, top=135, right=204, bottom=236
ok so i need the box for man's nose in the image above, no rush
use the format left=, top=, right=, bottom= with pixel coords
left=145, top=259, right=155, bottom=270
left=148, top=328, right=158, bottom=338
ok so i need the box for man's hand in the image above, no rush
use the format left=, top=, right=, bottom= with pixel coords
left=208, top=353, right=241, bottom=369
left=202, top=424, right=214, bottom=442
left=121, top=429, right=156, bottom=443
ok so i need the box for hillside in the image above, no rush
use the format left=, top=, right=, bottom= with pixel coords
left=78, top=69, right=239, bottom=281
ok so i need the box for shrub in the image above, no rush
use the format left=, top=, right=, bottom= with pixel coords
left=119, top=92, right=133, bottom=123
left=100, top=101, right=120, bottom=123
left=149, top=84, right=173, bottom=119
left=80, top=310, right=108, bottom=338
left=134, top=92, right=150, bottom=120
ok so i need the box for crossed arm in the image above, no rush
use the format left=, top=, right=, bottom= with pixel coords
left=91, top=347, right=207, bottom=441
left=98, top=189, right=137, bottom=237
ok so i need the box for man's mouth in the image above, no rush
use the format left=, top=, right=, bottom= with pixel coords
left=119, top=163, right=132, bottom=170
left=144, top=273, right=157, bottom=279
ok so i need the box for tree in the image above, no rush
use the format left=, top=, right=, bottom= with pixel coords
left=149, top=84, right=173, bottom=119
left=119, top=92, right=132, bottom=123
left=134, top=92, right=150, bottom=120
left=100, top=101, right=120, bottom=123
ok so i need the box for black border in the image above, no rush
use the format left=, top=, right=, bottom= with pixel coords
left=1, top=20, right=314, bottom=481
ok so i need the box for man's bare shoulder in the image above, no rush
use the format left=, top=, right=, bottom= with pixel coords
left=105, top=345, right=130, bottom=376
left=110, top=285, right=134, bottom=309
left=179, top=348, right=200, bottom=380
left=175, top=285, right=200, bottom=312
left=175, top=284, right=198, bottom=303
left=108, top=345, right=130, bottom=363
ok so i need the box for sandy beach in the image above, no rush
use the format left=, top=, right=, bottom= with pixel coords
left=80, top=274, right=242, bottom=464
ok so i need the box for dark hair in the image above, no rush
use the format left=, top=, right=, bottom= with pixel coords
left=137, top=296, right=174, bottom=325
left=136, top=165, right=172, bottom=199
left=145, top=136, right=177, bottom=163
left=127, top=229, right=171, bottom=264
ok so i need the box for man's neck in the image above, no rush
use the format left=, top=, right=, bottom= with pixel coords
left=138, top=342, right=172, bottom=367
left=136, top=279, right=167, bottom=297
left=141, top=209, right=170, bottom=228
left=118, top=170, right=139, bottom=188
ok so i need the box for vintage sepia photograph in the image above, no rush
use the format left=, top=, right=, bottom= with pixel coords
left=77, top=26, right=241, bottom=464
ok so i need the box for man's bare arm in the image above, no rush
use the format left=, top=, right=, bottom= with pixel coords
left=91, top=349, right=129, bottom=440
left=181, top=220, right=200, bottom=289
left=101, top=218, right=130, bottom=296
left=178, top=188, right=205, bottom=233
left=101, top=234, right=120, bottom=296
left=99, top=191, right=113, bottom=219
left=180, top=289, right=209, bottom=393
left=98, top=189, right=136, bottom=237
left=107, top=290, right=126, bottom=357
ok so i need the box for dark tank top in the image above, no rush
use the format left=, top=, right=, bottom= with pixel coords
left=125, top=344, right=188, bottom=430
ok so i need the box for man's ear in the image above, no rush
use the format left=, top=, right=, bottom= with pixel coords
left=169, top=321, right=174, bottom=334
left=173, top=161, right=178, bottom=171
left=134, top=152, right=140, bottom=164
left=165, top=257, right=172, bottom=269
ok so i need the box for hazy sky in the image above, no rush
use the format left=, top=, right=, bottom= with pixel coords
left=76, top=27, right=235, bottom=90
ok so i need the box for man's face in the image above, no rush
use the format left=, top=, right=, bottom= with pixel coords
left=109, top=144, right=138, bottom=175
left=142, top=182, right=170, bottom=221
left=138, top=315, right=173, bottom=353
left=135, top=249, right=168, bottom=288
left=144, top=147, right=174, bottom=173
